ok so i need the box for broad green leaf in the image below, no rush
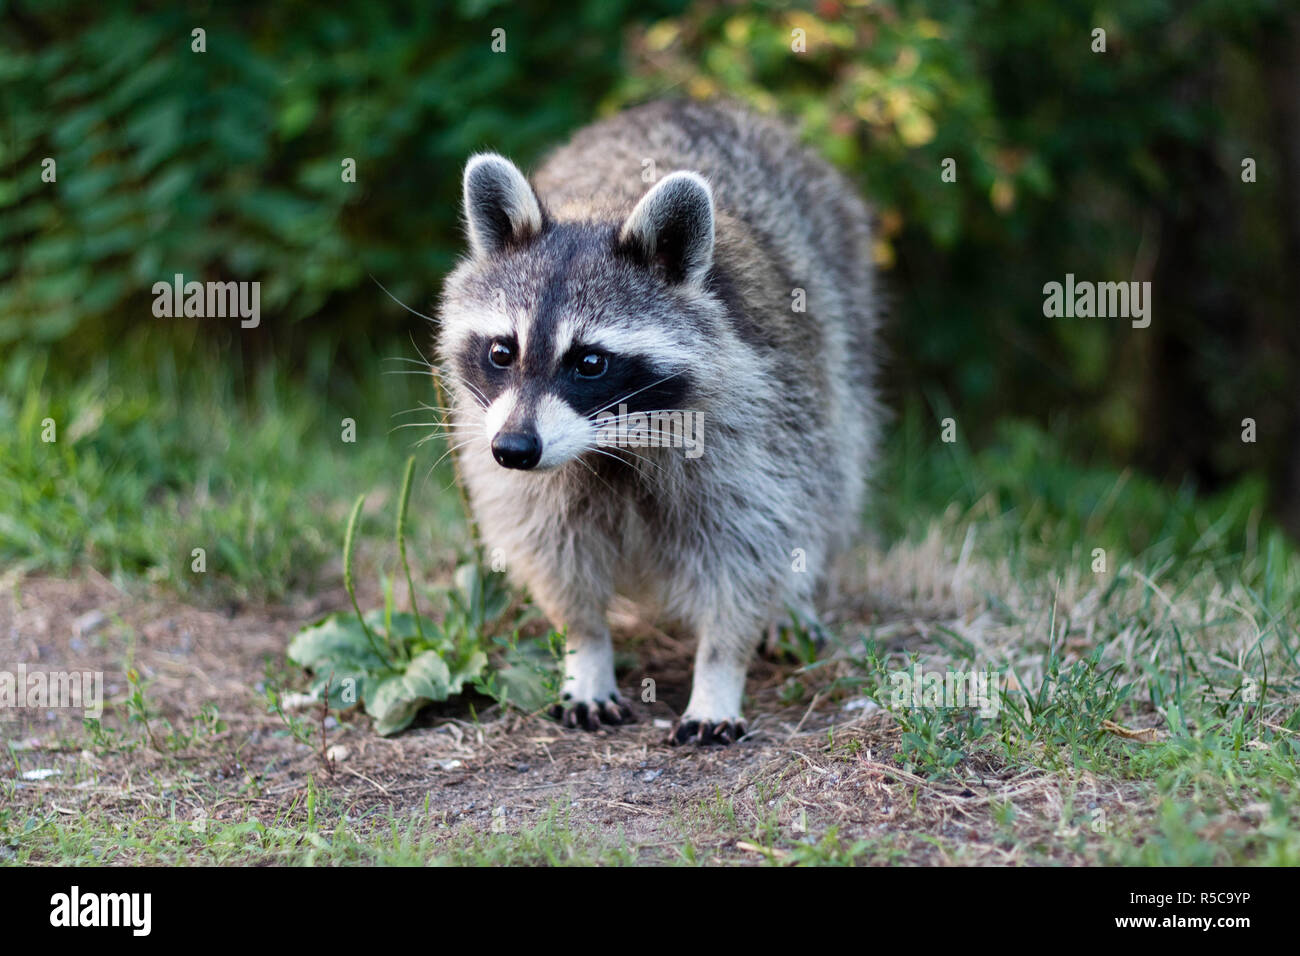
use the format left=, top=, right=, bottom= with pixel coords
left=367, top=674, right=426, bottom=736
left=385, top=612, right=445, bottom=646
left=288, top=614, right=388, bottom=672
left=492, top=663, right=552, bottom=712
left=402, top=650, right=452, bottom=701
left=449, top=648, right=488, bottom=693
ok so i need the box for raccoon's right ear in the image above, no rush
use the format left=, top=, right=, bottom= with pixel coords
left=618, top=171, right=715, bottom=285
left=462, top=153, right=544, bottom=258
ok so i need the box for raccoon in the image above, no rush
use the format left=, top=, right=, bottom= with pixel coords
left=435, top=99, right=879, bottom=744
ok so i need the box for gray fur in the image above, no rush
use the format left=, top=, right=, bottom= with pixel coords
left=436, top=99, right=880, bottom=739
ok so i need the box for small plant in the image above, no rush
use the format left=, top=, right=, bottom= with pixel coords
left=263, top=680, right=316, bottom=747
left=1000, top=645, right=1133, bottom=767
left=287, top=456, right=560, bottom=735
left=474, top=629, right=567, bottom=714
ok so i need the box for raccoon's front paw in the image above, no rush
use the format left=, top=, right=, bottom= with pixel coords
left=548, top=692, right=636, bottom=731
left=667, top=717, right=748, bottom=746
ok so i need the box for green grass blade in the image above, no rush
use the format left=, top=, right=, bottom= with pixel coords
left=343, top=493, right=386, bottom=660
left=397, top=455, right=424, bottom=650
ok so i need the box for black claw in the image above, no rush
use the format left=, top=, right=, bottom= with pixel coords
left=599, top=697, right=637, bottom=725
left=550, top=695, right=634, bottom=731
left=667, top=718, right=747, bottom=746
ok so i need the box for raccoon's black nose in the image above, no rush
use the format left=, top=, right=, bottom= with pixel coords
left=491, top=431, right=542, bottom=470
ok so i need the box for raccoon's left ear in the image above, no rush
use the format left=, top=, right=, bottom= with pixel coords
left=462, top=153, right=544, bottom=259
left=618, top=171, right=714, bottom=285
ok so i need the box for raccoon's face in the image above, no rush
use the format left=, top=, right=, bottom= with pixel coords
left=439, top=154, right=717, bottom=472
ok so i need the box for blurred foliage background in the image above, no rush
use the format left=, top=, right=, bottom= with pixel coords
left=2, top=0, right=1299, bottom=590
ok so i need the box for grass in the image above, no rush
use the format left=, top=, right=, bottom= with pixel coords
left=841, top=409, right=1299, bottom=862
left=2, top=340, right=1298, bottom=865
left=1, top=791, right=640, bottom=866
left=0, top=328, right=467, bottom=600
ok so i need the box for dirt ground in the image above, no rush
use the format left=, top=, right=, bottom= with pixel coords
left=2, top=562, right=1146, bottom=865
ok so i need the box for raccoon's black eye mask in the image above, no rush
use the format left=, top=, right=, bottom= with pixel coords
left=552, top=351, right=692, bottom=420
left=457, top=331, right=692, bottom=420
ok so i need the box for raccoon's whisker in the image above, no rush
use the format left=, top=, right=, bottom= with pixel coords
left=420, top=440, right=477, bottom=497
left=392, top=403, right=470, bottom=419
left=382, top=356, right=436, bottom=369
left=576, top=448, right=675, bottom=509
left=408, top=329, right=442, bottom=367
left=570, top=452, right=623, bottom=499
left=433, top=440, right=479, bottom=470
left=458, top=380, right=492, bottom=410
left=370, top=275, right=439, bottom=324
left=416, top=428, right=479, bottom=448
left=395, top=427, right=484, bottom=446
left=390, top=421, right=483, bottom=442
left=595, top=408, right=691, bottom=422
left=385, top=346, right=490, bottom=411
left=602, top=407, right=686, bottom=415
left=587, top=371, right=684, bottom=418
left=431, top=371, right=491, bottom=411
left=389, top=421, right=458, bottom=432
left=590, top=422, right=685, bottom=467
left=391, top=404, right=456, bottom=417
left=586, top=445, right=667, bottom=479
left=429, top=436, right=481, bottom=472
left=590, top=429, right=670, bottom=468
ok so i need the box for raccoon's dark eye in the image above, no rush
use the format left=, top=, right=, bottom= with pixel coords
left=488, top=339, right=515, bottom=369
left=575, top=352, right=608, bottom=379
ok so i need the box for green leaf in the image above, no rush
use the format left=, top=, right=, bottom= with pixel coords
left=452, top=561, right=510, bottom=626
left=367, top=675, right=426, bottom=736
left=288, top=613, right=389, bottom=672
left=382, top=611, right=443, bottom=646
left=362, top=649, right=462, bottom=736
left=488, top=639, right=559, bottom=712
left=492, top=662, right=552, bottom=712
left=402, top=650, right=452, bottom=701
left=449, top=648, right=488, bottom=694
